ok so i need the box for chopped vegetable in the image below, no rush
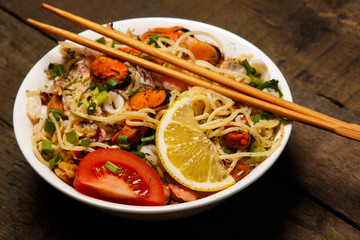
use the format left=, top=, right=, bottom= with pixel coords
left=66, top=131, right=79, bottom=143
left=49, top=108, right=64, bottom=121
left=47, top=94, right=64, bottom=118
left=251, top=146, right=267, bottom=162
left=111, top=40, right=121, bottom=48
left=44, top=118, right=55, bottom=135
left=94, top=90, right=109, bottom=105
left=117, top=135, right=129, bottom=145
left=80, top=138, right=91, bottom=146
left=147, top=34, right=169, bottom=48
left=256, top=79, right=283, bottom=98
left=105, top=78, right=119, bottom=90
left=141, top=134, right=155, bottom=144
left=250, top=114, right=261, bottom=123
left=49, top=155, right=61, bottom=169
left=224, top=147, right=237, bottom=154
left=129, top=150, right=146, bottom=159
left=42, top=139, right=54, bottom=154
left=87, top=102, right=96, bottom=115
left=104, top=161, right=122, bottom=174
left=95, top=37, right=106, bottom=44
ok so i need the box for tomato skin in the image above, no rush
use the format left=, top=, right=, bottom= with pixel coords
left=73, top=148, right=164, bottom=206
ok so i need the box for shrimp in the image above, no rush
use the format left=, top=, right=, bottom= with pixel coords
left=26, top=93, right=42, bottom=121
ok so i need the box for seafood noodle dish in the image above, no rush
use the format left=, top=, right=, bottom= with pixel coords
left=26, top=24, right=288, bottom=206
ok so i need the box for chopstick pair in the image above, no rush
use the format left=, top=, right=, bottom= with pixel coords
left=27, top=3, right=360, bottom=141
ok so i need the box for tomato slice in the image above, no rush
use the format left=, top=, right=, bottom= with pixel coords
left=73, top=148, right=164, bottom=206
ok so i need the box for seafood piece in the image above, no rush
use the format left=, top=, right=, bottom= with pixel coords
left=139, top=144, right=159, bottom=166
left=187, top=38, right=222, bottom=65
left=103, top=91, right=125, bottom=114
left=140, top=26, right=190, bottom=43
left=164, top=174, right=198, bottom=202
left=54, top=161, right=78, bottom=185
left=73, top=120, right=98, bottom=138
left=160, top=75, right=189, bottom=92
left=140, top=26, right=222, bottom=65
left=26, top=93, right=42, bottom=121
left=67, top=56, right=93, bottom=83
left=128, top=89, right=171, bottom=111
left=91, top=56, right=131, bottom=88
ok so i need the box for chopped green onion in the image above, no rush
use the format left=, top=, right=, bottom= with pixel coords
left=66, top=131, right=79, bottom=143
left=92, top=86, right=100, bottom=96
left=278, top=117, right=290, bottom=123
left=87, top=102, right=96, bottom=115
left=118, top=143, right=130, bottom=150
left=49, top=108, right=64, bottom=121
left=80, top=98, right=90, bottom=107
left=95, top=37, right=106, bottom=44
left=128, top=89, right=140, bottom=98
left=224, top=147, right=237, bottom=154
left=49, top=155, right=61, bottom=169
left=104, top=161, right=122, bottom=174
left=250, top=115, right=261, bottom=123
left=97, top=83, right=106, bottom=92
left=56, top=64, right=66, bottom=75
left=141, top=134, right=155, bottom=144
left=42, top=139, right=54, bottom=154
left=251, top=146, right=267, bottom=162
left=105, top=78, right=119, bottom=90
left=44, top=119, right=55, bottom=135
left=260, top=111, right=274, bottom=120
left=117, top=135, right=129, bottom=145
left=111, top=40, right=121, bottom=48
left=95, top=90, right=109, bottom=104
left=147, top=34, right=169, bottom=48
left=89, top=82, right=97, bottom=90
left=130, top=150, right=146, bottom=159
left=80, top=138, right=91, bottom=146
left=50, top=69, right=58, bottom=79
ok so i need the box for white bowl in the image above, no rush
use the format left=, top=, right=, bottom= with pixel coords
left=13, top=17, right=292, bottom=220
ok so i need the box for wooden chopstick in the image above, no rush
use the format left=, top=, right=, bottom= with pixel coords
left=41, top=3, right=360, bottom=134
left=26, top=18, right=360, bottom=141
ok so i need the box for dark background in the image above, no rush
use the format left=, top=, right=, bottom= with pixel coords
left=1, top=0, right=359, bottom=239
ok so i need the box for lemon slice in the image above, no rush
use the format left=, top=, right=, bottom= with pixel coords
left=156, top=96, right=235, bottom=191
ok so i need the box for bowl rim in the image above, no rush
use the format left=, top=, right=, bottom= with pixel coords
left=13, top=17, right=292, bottom=216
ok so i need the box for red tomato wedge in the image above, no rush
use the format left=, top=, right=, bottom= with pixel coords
left=73, top=148, right=165, bottom=206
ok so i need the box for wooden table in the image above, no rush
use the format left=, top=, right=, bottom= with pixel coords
left=1, top=0, right=359, bottom=239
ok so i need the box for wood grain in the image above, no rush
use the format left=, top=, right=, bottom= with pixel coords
left=1, top=0, right=359, bottom=239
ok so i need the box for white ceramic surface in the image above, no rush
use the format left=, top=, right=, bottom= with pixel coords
left=13, top=17, right=292, bottom=220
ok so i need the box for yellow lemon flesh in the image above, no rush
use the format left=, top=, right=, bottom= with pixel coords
left=156, top=96, right=235, bottom=191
